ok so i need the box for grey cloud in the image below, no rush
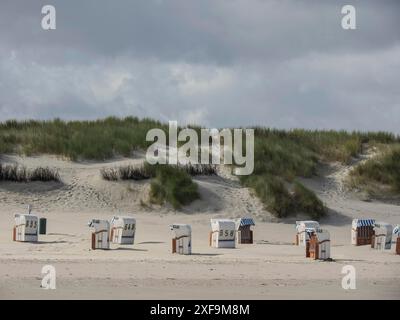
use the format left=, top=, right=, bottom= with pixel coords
left=0, top=0, right=399, bottom=133
left=2, top=0, right=400, bottom=64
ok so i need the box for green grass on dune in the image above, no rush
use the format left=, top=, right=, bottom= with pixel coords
left=253, top=128, right=397, bottom=166
left=100, top=163, right=217, bottom=181
left=349, top=145, right=400, bottom=194
left=0, top=117, right=166, bottom=160
left=240, top=174, right=326, bottom=219
left=1, top=117, right=399, bottom=215
left=148, top=164, right=200, bottom=209
left=240, top=174, right=294, bottom=218
left=240, top=128, right=398, bottom=218
left=292, top=181, right=326, bottom=220
left=99, top=163, right=201, bottom=209
left=1, top=117, right=397, bottom=164
left=0, top=163, right=60, bottom=182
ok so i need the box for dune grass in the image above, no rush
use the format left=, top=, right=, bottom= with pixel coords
left=239, top=129, right=398, bottom=218
left=348, top=145, right=400, bottom=194
left=0, top=164, right=60, bottom=182
left=148, top=165, right=200, bottom=209
left=1, top=117, right=399, bottom=216
left=100, top=163, right=202, bottom=209
left=101, top=165, right=151, bottom=181
left=0, top=117, right=166, bottom=160
left=1, top=118, right=396, bottom=164
left=100, top=163, right=217, bottom=181
left=241, top=174, right=294, bottom=217
left=292, top=181, right=326, bottom=220
left=240, top=174, right=326, bottom=219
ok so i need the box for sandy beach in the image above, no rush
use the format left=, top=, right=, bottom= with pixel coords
left=0, top=154, right=399, bottom=299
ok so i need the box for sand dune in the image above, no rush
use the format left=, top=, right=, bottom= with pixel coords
left=0, top=154, right=399, bottom=299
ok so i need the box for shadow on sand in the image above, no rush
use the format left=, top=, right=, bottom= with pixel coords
left=114, top=247, right=148, bottom=252
left=34, top=240, right=69, bottom=244
left=333, top=258, right=367, bottom=263
left=278, top=207, right=353, bottom=227
left=0, top=181, right=66, bottom=194
left=138, top=241, right=165, bottom=245
left=191, top=253, right=222, bottom=257
left=320, top=208, right=353, bottom=227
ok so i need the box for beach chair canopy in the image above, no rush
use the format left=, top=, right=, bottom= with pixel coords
left=211, top=219, right=235, bottom=232
left=353, top=219, right=375, bottom=227
left=15, top=213, right=38, bottom=222
left=296, top=220, right=319, bottom=231
left=111, top=216, right=136, bottom=227
left=88, top=219, right=99, bottom=227
left=236, top=217, right=255, bottom=230
left=88, top=219, right=109, bottom=230
left=170, top=224, right=191, bottom=233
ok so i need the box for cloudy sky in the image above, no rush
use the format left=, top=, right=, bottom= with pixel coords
left=1, top=0, right=399, bottom=132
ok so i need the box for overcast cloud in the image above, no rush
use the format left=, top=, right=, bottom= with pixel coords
left=0, top=0, right=399, bottom=132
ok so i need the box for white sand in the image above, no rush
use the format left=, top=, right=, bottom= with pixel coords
left=0, top=154, right=399, bottom=299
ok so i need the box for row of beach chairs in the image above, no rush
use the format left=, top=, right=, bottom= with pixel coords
left=12, top=209, right=400, bottom=257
